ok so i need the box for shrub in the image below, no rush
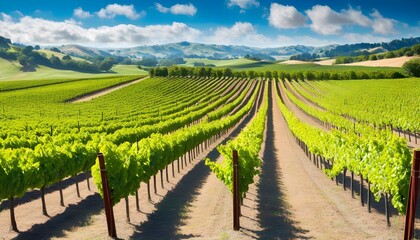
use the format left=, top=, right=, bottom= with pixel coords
left=402, top=59, right=420, bottom=77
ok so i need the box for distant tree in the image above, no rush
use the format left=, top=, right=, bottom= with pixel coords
left=223, top=68, right=233, bottom=77
left=99, top=58, right=114, bottom=71
left=34, top=45, right=40, bottom=50
left=216, top=69, right=224, bottom=78
left=78, top=61, right=98, bottom=72
left=264, top=70, right=272, bottom=80
left=193, top=62, right=205, bottom=67
left=0, top=49, right=17, bottom=60
left=305, top=71, right=316, bottom=80
left=21, top=46, right=34, bottom=56
left=247, top=70, right=256, bottom=79
left=412, top=44, right=420, bottom=55
left=149, top=68, right=155, bottom=77
left=405, top=51, right=414, bottom=56
left=272, top=71, right=278, bottom=80
left=49, top=55, right=62, bottom=67
left=50, top=47, right=61, bottom=53
left=140, top=56, right=158, bottom=67
left=62, top=55, right=72, bottom=60
left=370, top=55, right=378, bottom=61
left=296, top=71, right=305, bottom=81
left=18, top=55, right=34, bottom=67
left=179, top=67, right=189, bottom=77
left=402, top=59, right=420, bottom=77
left=385, top=51, right=396, bottom=58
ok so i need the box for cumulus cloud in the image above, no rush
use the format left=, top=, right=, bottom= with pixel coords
left=275, top=35, right=337, bottom=47
left=343, top=33, right=392, bottom=43
left=1, top=13, right=13, bottom=23
left=370, top=10, right=395, bottom=34
left=306, top=5, right=373, bottom=35
left=228, top=0, right=259, bottom=10
left=73, top=7, right=92, bottom=19
left=0, top=15, right=201, bottom=47
left=207, top=22, right=270, bottom=46
left=97, top=4, right=144, bottom=20
left=155, top=3, right=197, bottom=16
left=268, top=3, right=306, bottom=29
left=155, top=3, right=169, bottom=13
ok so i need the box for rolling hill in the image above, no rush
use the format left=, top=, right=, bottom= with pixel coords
left=57, top=37, right=420, bottom=61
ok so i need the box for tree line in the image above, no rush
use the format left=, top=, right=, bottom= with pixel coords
left=149, top=66, right=406, bottom=80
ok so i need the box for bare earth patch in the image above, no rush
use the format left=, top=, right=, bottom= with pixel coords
left=0, top=80, right=413, bottom=240
left=315, top=59, right=336, bottom=65
left=341, top=56, right=419, bottom=67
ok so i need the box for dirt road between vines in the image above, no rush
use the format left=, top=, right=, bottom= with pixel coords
left=0, top=80, right=410, bottom=240
left=174, top=81, right=403, bottom=239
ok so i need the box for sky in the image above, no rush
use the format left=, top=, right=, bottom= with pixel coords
left=0, top=0, right=419, bottom=48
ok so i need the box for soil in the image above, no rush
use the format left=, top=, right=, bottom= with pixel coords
left=0, top=80, right=413, bottom=240
left=342, top=56, right=418, bottom=67
left=279, top=56, right=418, bottom=67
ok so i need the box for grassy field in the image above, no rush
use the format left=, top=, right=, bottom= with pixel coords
left=182, top=58, right=256, bottom=67
left=0, top=59, right=148, bottom=81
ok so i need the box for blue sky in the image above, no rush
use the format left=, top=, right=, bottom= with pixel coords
left=0, top=0, right=419, bottom=48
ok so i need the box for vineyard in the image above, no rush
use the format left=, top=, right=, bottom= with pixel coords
left=0, top=73, right=419, bottom=239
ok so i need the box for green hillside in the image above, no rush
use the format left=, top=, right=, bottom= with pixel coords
left=0, top=59, right=147, bottom=81
left=37, top=49, right=88, bottom=62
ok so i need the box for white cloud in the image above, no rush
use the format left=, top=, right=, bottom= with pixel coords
left=306, top=5, right=374, bottom=35
left=0, top=15, right=201, bottom=47
left=97, top=4, right=144, bottom=20
left=207, top=22, right=270, bottom=46
left=342, top=33, right=392, bottom=43
left=345, top=8, right=370, bottom=27
left=228, top=0, right=259, bottom=10
left=304, top=5, right=396, bottom=36
left=155, top=3, right=197, bottom=16
left=14, top=11, right=24, bottom=17
left=268, top=3, right=306, bottom=29
left=171, top=4, right=197, bottom=16
left=73, top=7, right=92, bottom=19
left=370, top=10, right=395, bottom=34
left=155, top=3, right=169, bottom=13
left=1, top=13, right=13, bottom=23
left=275, top=35, right=337, bottom=47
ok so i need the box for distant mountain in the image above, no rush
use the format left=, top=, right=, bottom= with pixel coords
left=2, top=36, right=419, bottom=61
left=107, top=42, right=278, bottom=60
left=321, top=37, right=420, bottom=57
left=59, top=44, right=112, bottom=59
left=105, top=37, right=419, bottom=60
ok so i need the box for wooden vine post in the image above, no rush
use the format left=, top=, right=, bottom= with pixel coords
left=233, top=150, right=240, bottom=231
left=9, top=197, right=18, bottom=232
left=97, top=152, right=117, bottom=238
left=404, top=150, right=420, bottom=240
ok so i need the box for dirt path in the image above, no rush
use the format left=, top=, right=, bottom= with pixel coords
left=0, top=81, right=262, bottom=240
left=278, top=80, right=330, bottom=132
left=0, top=79, right=411, bottom=239
left=271, top=81, right=403, bottom=239
left=71, top=76, right=148, bottom=103
left=177, top=80, right=404, bottom=239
